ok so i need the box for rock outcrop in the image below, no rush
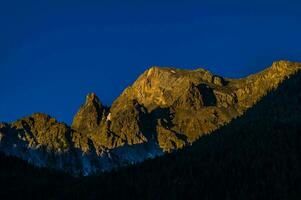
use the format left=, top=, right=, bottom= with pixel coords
left=72, top=93, right=105, bottom=135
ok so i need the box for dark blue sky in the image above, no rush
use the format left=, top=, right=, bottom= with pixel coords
left=1, top=0, right=300, bottom=124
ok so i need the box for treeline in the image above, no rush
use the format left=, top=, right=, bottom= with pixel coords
left=0, top=152, right=72, bottom=199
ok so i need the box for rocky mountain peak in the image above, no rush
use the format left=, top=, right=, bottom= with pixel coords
left=271, top=60, right=296, bottom=69
left=72, top=93, right=104, bottom=134
left=248, top=60, right=300, bottom=80
left=115, top=66, right=228, bottom=112
left=267, top=61, right=301, bottom=79
left=85, top=93, right=100, bottom=105
left=3, top=113, right=71, bottom=152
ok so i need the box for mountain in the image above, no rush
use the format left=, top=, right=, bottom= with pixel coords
left=0, top=60, right=300, bottom=175
left=1, top=61, right=301, bottom=200
left=69, top=60, right=301, bottom=200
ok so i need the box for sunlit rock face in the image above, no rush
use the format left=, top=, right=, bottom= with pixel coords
left=0, top=60, right=300, bottom=175
left=72, top=93, right=104, bottom=135
left=123, top=66, right=223, bottom=109
left=110, top=61, right=301, bottom=148
left=71, top=92, right=112, bottom=154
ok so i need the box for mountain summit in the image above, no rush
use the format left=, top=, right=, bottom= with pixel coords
left=0, top=61, right=300, bottom=175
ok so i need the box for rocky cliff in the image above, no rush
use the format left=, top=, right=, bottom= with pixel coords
left=0, top=60, right=300, bottom=175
